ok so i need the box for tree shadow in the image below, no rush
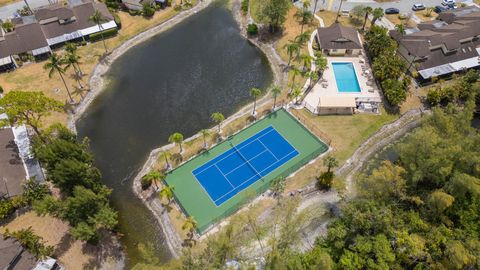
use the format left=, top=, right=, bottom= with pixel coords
left=82, top=231, right=124, bottom=269
left=54, top=233, right=74, bottom=258
left=257, top=25, right=283, bottom=43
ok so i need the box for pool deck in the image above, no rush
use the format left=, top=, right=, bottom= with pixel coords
left=304, top=56, right=381, bottom=112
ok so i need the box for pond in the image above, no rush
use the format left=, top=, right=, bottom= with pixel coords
left=76, top=2, right=273, bottom=266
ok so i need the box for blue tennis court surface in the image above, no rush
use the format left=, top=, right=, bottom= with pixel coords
left=192, top=126, right=299, bottom=206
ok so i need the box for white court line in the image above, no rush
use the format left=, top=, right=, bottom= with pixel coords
left=215, top=164, right=235, bottom=188
left=214, top=149, right=299, bottom=204
left=224, top=149, right=268, bottom=176
left=192, top=127, right=275, bottom=176
left=258, top=139, right=279, bottom=161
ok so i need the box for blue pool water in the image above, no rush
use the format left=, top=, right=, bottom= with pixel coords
left=332, top=62, right=361, bottom=93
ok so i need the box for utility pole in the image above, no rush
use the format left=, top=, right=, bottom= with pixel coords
left=23, top=0, right=32, bottom=14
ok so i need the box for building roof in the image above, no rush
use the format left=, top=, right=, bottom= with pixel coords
left=318, top=95, right=356, bottom=108
left=316, top=23, right=362, bottom=50
left=0, top=128, right=27, bottom=198
left=391, top=6, right=480, bottom=78
left=0, top=234, right=37, bottom=270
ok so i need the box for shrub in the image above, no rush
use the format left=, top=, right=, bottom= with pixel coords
left=142, top=4, right=155, bottom=17
left=241, top=0, right=249, bottom=14
left=0, top=85, right=4, bottom=94
left=247, top=23, right=258, bottom=35
left=0, top=199, right=15, bottom=219
left=141, top=176, right=152, bottom=190
left=113, top=13, right=122, bottom=29
left=89, top=28, right=118, bottom=42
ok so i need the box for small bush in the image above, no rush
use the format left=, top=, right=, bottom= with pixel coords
left=143, top=4, right=155, bottom=17
left=0, top=199, right=15, bottom=219
left=0, top=85, right=4, bottom=94
left=241, top=0, right=249, bottom=14
left=141, top=177, right=152, bottom=190
left=113, top=13, right=122, bottom=29
left=247, top=23, right=258, bottom=36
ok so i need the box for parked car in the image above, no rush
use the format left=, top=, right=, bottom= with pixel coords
left=385, top=7, right=400, bottom=14
left=412, top=3, right=426, bottom=11
left=442, top=0, right=455, bottom=6
left=434, top=5, right=448, bottom=12
left=447, top=3, right=457, bottom=9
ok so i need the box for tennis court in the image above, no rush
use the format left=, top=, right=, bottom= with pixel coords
left=193, top=126, right=299, bottom=206
left=165, top=108, right=328, bottom=232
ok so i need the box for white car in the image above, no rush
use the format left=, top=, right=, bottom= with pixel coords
left=442, top=0, right=455, bottom=6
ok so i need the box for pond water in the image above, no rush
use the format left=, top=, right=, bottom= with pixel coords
left=76, top=2, right=273, bottom=266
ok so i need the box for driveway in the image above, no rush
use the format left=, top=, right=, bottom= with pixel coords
left=0, top=0, right=52, bottom=19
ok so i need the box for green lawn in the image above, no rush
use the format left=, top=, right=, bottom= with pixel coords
left=165, top=109, right=328, bottom=232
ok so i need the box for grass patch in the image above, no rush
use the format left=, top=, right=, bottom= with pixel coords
left=385, top=14, right=417, bottom=28
left=249, top=0, right=265, bottom=23
left=415, top=10, right=438, bottom=22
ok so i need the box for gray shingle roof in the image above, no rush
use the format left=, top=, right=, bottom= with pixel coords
left=316, top=23, right=362, bottom=50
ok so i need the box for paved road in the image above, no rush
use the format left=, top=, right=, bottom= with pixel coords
left=0, top=0, right=52, bottom=20
left=301, top=0, right=476, bottom=14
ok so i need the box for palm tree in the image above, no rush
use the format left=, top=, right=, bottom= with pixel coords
left=295, top=31, right=311, bottom=48
left=182, top=216, right=198, bottom=239
left=271, top=85, right=282, bottom=109
left=283, top=42, right=300, bottom=69
left=200, top=129, right=210, bottom=149
left=141, top=170, right=164, bottom=190
left=289, top=66, right=302, bottom=92
left=371, top=7, right=384, bottom=26
left=64, top=53, right=84, bottom=89
left=299, top=53, right=313, bottom=72
left=160, top=151, right=172, bottom=169
left=89, top=9, right=108, bottom=53
left=210, top=112, right=225, bottom=134
left=44, top=53, right=74, bottom=103
left=306, top=71, right=319, bottom=89
left=169, top=132, right=184, bottom=153
left=294, top=0, right=313, bottom=34
left=250, top=87, right=262, bottom=115
left=289, top=86, right=302, bottom=104
left=324, top=156, right=339, bottom=173
left=362, top=6, right=373, bottom=30
left=65, top=43, right=83, bottom=75
left=314, top=52, right=328, bottom=75
left=395, top=23, right=406, bottom=36
left=159, top=185, right=174, bottom=206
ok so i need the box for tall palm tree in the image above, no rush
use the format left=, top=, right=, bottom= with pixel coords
left=294, top=0, right=313, bottom=34
left=289, top=66, right=302, bottom=92
left=160, top=151, right=171, bottom=169
left=89, top=9, right=108, bottom=53
left=169, top=132, right=184, bottom=153
left=314, top=52, right=328, bottom=75
left=299, top=53, right=313, bottom=72
left=250, top=87, right=262, bottom=115
left=64, top=53, right=84, bottom=89
left=306, top=71, right=319, bottom=89
left=271, top=85, right=282, bottom=109
left=295, top=31, right=311, bottom=48
left=289, top=86, right=302, bottom=104
left=182, top=216, right=198, bottom=240
left=362, top=6, right=373, bottom=30
left=200, top=129, right=210, bottom=149
left=210, top=112, right=225, bottom=134
left=141, top=170, right=164, bottom=190
left=284, top=42, right=300, bottom=69
left=44, top=53, right=74, bottom=103
left=159, top=184, right=174, bottom=206
left=371, top=7, right=384, bottom=26
left=65, top=43, right=83, bottom=75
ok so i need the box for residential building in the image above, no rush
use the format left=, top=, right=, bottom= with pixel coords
left=0, top=0, right=117, bottom=71
left=316, top=23, right=363, bottom=56
left=390, top=6, right=480, bottom=80
left=0, top=128, right=27, bottom=198
left=0, top=234, right=37, bottom=270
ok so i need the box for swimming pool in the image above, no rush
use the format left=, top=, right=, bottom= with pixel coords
left=332, top=62, right=361, bottom=93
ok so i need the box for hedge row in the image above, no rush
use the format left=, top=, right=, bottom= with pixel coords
left=89, top=28, right=118, bottom=42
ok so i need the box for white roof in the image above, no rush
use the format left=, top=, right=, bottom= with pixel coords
left=0, top=56, right=12, bottom=66
left=79, top=20, right=116, bottom=36
left=31, top=46, right=51, bottom=56
left=318, top=95, right=356, bottom=108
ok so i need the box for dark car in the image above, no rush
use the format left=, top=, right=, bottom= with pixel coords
left=385, top=8, right=400, bottom=14
left=434, top=5, right=447, bottom=13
